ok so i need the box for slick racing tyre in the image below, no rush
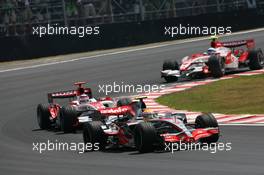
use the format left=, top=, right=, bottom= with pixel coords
left=208, top=55, right=225, bottom=78
left=117, top=97, right=132, bottom=107
left=248, top=49, right=264, bottom=70
left=195, top=113, right=219, bottom=144
left=162, top=60, right=179, bottom=82
left=37, top=104, right=51, bottom=129
left=162, top=60, right=179, bottom=71
left=60, top=106, right=77, bottom=133
left=134, top=122, right=157, bottom=153
left=83, top=121, right=107, bottom=151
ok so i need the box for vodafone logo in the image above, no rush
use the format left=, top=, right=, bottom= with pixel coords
left=100, top=107, right=129, bottom=114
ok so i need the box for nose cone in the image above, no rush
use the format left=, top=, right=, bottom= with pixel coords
left=180, top=63, right=188, bottom=71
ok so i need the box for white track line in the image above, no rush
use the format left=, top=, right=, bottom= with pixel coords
left=219, top=123, right=264, bottom=126
left=228, top=117, right=264, bottom=124
left=216, top=115, right=252, bottom=123
left=1, top=28, right=264, bottom=73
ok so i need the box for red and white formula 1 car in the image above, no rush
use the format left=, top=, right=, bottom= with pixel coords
left=83, top=111, right=220, bottom=153
left=36, top=82, right=137, bottom=133
left=161, top=38, right=264, bottom=82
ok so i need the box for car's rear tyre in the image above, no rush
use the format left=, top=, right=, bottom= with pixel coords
left=37, top=104, right=51, bottom=129
left=195, top=113, right=219, bottom=144
left=117, top=97, right=132, bottom=107
left=162, top=60, right=179, bottom=70
left=60, top=106, right=77, bottom=133
left=208, top=56, right=225, bottom=78
left=248, top=49, right=264, bottom=70
left=83, top=121, right=107, bottom=151
left=134, top=122, right=157, bottom=153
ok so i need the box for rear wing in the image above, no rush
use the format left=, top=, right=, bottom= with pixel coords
left=212, top=39, right=255, bottom=49
left=47, top=88, right=92, bottom=103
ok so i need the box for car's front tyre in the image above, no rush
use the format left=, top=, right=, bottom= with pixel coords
left=162, top=60, right=179, bottom=82
left=134, top=122, right=157, bottom=153
left=195, top=113, right=219, bottom=144
left=208, top=56, right=225, bottom=78
left=83, top=121, right=107, bottom=151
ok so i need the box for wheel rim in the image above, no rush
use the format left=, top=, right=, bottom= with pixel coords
left=88, top=130, right=93, bottom=143
left=196, top=118, right=204, bottom=128
left=196, top=122, right=202, bottom=128
left=60, top=112, right=65, bottom=131
left=37, top=108, right=41, bottom=126
left=135, top=129, right=143, bottom=149
left=83, top=129, right=91, bottom=144
left=258, top=53, right=264, bottom=65
left=220, top=59, right=225, bottom=74
left=56, top=114, right=61, bottom=129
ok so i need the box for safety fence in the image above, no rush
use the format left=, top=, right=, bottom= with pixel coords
left=1, top=0, right=264, bottom=37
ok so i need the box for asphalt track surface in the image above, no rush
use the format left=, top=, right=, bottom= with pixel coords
left=1, top=30, right=264, bottom=175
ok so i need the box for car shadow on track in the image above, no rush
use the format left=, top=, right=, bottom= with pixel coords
left=103, top=147, right=136, bottom=153
left=84, top=147, right=169, bottom=155
left=32, top=128, right=66, bottom=134
left=83, top=147, right=136, bottom=154
left=160, top=68, right=250, bottom=85
left=129, top=150, right=168, bottom=155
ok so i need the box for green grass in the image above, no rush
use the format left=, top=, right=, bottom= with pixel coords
left=157, top=74, right=264, bottom=114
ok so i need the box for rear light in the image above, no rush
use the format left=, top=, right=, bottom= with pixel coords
left=203, top=66, right=209, bottom=74
left=187, top=137, right=195, bottom=143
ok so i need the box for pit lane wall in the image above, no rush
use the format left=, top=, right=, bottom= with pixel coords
left=1, top=10, right=264, bottom=61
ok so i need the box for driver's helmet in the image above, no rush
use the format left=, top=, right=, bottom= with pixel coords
left=207, top=47, right=217, bottom=55
left=142, top=109, right=157, bottom=121
left=79, top=94, right=90, bottom=104
left=210, top=35, right=218, bottom=42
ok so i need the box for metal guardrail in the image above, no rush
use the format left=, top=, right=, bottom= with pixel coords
left=1, top=0, right=264, bottom=37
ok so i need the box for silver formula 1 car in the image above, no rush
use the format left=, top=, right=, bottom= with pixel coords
left=83, top=111, right=220, bottom=153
